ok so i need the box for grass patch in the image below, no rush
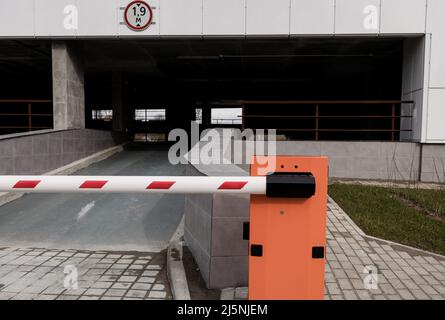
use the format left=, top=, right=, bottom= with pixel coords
left=329, top=184, right=445, bottom=256
left=391, top=188, right=445, bottom=221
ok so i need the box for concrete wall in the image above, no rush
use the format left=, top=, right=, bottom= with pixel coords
left=52, top=41, right=85, bottom=130
left=232, top=140, right=424, bottom=182
left=276, top=141, right=445, bottom=183
left=276, top=141, right=422, bottom=182
left=183, top=165, right=213, bottom=287
left=0, top=129, right=125, bottom=175
left=421, top=145, right=445, bottom=183
left=184, top=160, right=250, bottom=289
left=112, top=71, right=127, bottom=133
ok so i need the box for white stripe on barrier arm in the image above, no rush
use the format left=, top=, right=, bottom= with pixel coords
left=0, top=176, right=266, bottom=194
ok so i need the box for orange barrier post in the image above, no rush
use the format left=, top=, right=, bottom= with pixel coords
left=249, top=156, right=329, bottom=300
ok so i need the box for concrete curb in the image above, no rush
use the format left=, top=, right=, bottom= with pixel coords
left=0, top=144, right=125, bottom=207
left=167, top=240, right=191, bottom=300
left=44, top=144, right=125, bottom=176
left=220, top=287, right=248, bottom=300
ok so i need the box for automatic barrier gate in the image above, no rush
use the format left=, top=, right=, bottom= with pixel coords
left=0, top=156, right=328, bottom=300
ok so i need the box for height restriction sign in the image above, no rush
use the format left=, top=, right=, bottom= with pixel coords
left=124, top=1, right=153, bottom=31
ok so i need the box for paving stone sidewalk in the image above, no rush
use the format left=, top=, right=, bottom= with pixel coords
left=0, top=247, right=172, bottom=300
left=222, top=197, right=445, bottom=300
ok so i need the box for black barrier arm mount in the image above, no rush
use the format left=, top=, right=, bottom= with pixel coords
left=266, top=172, right=316, bottom=198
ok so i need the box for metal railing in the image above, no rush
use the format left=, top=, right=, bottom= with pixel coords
left=212, top=118, right=242, bottom=125
left=241, top=100, right=415, bottom=141
left=0, top=99, right=53, bottom=132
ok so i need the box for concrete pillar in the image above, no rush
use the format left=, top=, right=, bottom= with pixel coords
left=202, top=107, right=211, bottom=129
left=112, top=72, right=126, bottom=132
left=52, top=41, right=85, bottom=130
left=401, top=37, right=428, bottom=142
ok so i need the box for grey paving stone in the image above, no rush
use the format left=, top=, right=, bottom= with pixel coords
left=423, top=276, right=440, bottom=286
left=100, top=296, right=122, bottom=300
left=104, top=289, right=127, bottom=297
left=111, top=282, right=132, bottom=290
left=399, top=289, right=415, bottom=300
left=56, top=295, right=79, bottom=300
left=343, top=290, right=357, bottom=300
left=126, top=290, right=147, bottom=298
left=419, top=285, right=438, bottom=295
left=132, top=283, right=152, bottom=291
left=146, top=265, right=162, bottom=270
left=142, top=270, right=159, bottom=277
left=0, top=248, right=170, bottom=301
left=338, top=279, right=352, bottom=290
left=79, top=296, right=100, bottom=300
left=411, top=289, right=430, bottom=300
left=42, top=287, right=66, bottom=295
left=99, top=275, right=119, bottom=282
left=326, top=283, right=341, bottom=295
left=380, top=284, right=397, bottom=295
left=99, top=258, right=116, bottom=264
left=110, top=263, right=128, bottom=270
left=433, top=285, right=445, bottom=295
left=234, top=287, right=248, bottom=299
left=106, top=254, right=122, bottom=259
left=117, top=259, right=134, bottom=264
left=388, top=279, right=406, bottom=290
left=11, top=293, right=37, bottom=300
left=35, top=294, right=58, bottom=300
left=152, top=284, right=165, bottom=291
left=84, top=288, right=106, bottom=296
left=0, top=292, right=15, bottom=300
left=105, top=269, right=125, bottom=276
left=148, top=291, right=166, bottom=299
left=118, top=276, right=137, bottom=282
left=91, top=281, right=113, bottom=289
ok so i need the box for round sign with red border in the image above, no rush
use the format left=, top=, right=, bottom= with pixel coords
left=124, top=1, right=153, bottom=31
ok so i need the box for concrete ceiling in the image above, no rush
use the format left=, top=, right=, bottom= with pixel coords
left=83, top=38, right=404, bottom=102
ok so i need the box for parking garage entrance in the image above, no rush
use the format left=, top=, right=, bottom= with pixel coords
left=84, top=38, right=408, bottom=142
left=0, top=38, right=411, bottom=141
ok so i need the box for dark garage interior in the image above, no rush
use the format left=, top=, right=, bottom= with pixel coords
left=0, top=40, right=52, bottom=135
left=0, top=38, right=410, bottom=140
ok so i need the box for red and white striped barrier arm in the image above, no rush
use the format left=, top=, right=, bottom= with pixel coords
left=0, top=176, right=266, bottom=194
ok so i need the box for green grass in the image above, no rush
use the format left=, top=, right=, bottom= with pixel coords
left=391, top=188, right=445, bottom=220
left=329, top=184, right=445, bottom=256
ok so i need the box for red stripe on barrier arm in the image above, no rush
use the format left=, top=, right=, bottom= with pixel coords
left=79, top=181, right=108, bottom=189
left=146, top=181, right=175, bottom=190
left=13, top=180, right=41, bottom=189
left=218, top=181, right=248, bottom=190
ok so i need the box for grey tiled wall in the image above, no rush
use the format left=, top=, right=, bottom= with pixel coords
left=0, top=129, right=125, bottom=175
left=277, top=141, right=421, bottom=181
left=184, top=164, right=251, bottom=289
left=276, top=141, right=445, bottom=183
left=184, top=165, right=214, bottom=286
left=421, top=145, right=445, bottom=183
